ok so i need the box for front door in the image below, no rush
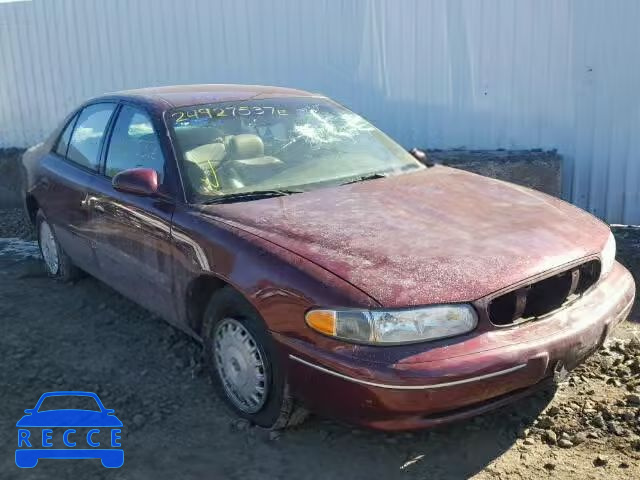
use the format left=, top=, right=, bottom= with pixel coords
left=89, top=104, right=176, bottom=320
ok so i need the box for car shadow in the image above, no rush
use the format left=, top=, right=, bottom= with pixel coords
left=279, top=387, right=556, bottom=479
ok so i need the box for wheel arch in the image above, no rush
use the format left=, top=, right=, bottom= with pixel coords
left=185, top=273, right=259, bottom=335
left=25, top=193, right=39, bottom=225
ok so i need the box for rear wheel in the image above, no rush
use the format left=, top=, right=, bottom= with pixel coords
left=36, top=210, right=81, bottom=282
left=202, top=287, right=307, bottom=429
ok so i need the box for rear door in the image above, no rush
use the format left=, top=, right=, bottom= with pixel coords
left=38, top=103, right=117, bottom=274
left=89, top=104, right=177, bottom=320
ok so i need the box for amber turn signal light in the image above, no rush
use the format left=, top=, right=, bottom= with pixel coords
left=305, top=310, right=336, bottom=336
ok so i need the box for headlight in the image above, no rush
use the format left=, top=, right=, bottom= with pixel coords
left=305, top=305, right=478, bottom=345
left=600, top=231, right=616, bottom=278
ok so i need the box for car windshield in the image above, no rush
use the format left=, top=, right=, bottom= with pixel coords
left=38, top=395, right=101, bottom=412
left=166, top=97, right=423, bottom=201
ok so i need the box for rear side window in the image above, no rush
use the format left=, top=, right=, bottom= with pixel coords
left=67, top=103, right=116, bottom=170
left=54, top=114, right=78, bottom=157
left=105, top=105, right=165, bottom=182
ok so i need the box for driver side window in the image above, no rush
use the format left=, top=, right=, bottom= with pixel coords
left=105, top=105, right=165, bottom=182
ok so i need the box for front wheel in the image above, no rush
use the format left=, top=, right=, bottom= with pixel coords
left=202, top=287, right=307, bottom=429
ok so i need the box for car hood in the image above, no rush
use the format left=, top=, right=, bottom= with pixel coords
left=16, top=410, right=123, bottom=427
left=204, top=167, right=610, bottom=307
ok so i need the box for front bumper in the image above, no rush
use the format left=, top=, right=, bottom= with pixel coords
left=277, top=262, right=635, bottom=430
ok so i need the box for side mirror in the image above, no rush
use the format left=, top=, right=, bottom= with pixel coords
left=112, top=168, right=159, bottom=196
left=104, top=409, right=115, bottom=415
left=409, top=148, right=434, bottom=167
left=24, top=409, right=34, bottom=414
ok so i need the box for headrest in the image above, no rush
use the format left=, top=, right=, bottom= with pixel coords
left=228, top=134, right=264, bottom=159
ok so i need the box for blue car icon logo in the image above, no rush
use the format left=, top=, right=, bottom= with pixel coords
left=16, top=391, right=124, bottom=468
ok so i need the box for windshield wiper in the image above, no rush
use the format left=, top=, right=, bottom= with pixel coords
left=201, top=189, right=304, bottom=205
left=340, top=172, right=388, bottom=186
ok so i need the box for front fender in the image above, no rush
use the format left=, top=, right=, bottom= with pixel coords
left=170, top=208, right=379, bottom=337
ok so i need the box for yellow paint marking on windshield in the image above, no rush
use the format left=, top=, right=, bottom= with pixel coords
left=204, top=158, right=220, bottom=190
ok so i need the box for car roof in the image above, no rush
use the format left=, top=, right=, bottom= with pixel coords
left=98, top=84, right=323, bottom=110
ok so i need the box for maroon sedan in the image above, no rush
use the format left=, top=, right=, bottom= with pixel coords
left=21, top=85, right=635, bottom=430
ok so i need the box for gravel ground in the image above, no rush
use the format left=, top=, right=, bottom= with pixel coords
left=0, top=208, right=34, bottom=240
left=0, top=208, right=638, bottom=479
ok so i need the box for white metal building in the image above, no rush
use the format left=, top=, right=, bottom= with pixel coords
left=1, top=0, right=639, bottom=223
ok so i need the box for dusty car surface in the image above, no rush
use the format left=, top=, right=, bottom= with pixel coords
left=21, top=84, right=635, bottom=430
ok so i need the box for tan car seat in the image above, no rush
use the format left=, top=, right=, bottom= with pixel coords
left=226, top=134, right=282, bottom=184
left=176, top=124, right=227, bottom=193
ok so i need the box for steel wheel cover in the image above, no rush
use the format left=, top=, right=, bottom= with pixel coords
left=39, top=221, right=59, bottom=275
left=214, top=318, right=268, bottom=413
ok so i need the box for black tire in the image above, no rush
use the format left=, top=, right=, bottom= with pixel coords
left=202, top=287, right=307, bottom=429
left=36, top=209, right=82, bottom=282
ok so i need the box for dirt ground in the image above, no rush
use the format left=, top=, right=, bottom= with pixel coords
left=0, top=208, right=638, bottom=479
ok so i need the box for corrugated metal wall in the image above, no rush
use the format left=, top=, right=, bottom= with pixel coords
left=1, top=0, right=639, bottom=223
